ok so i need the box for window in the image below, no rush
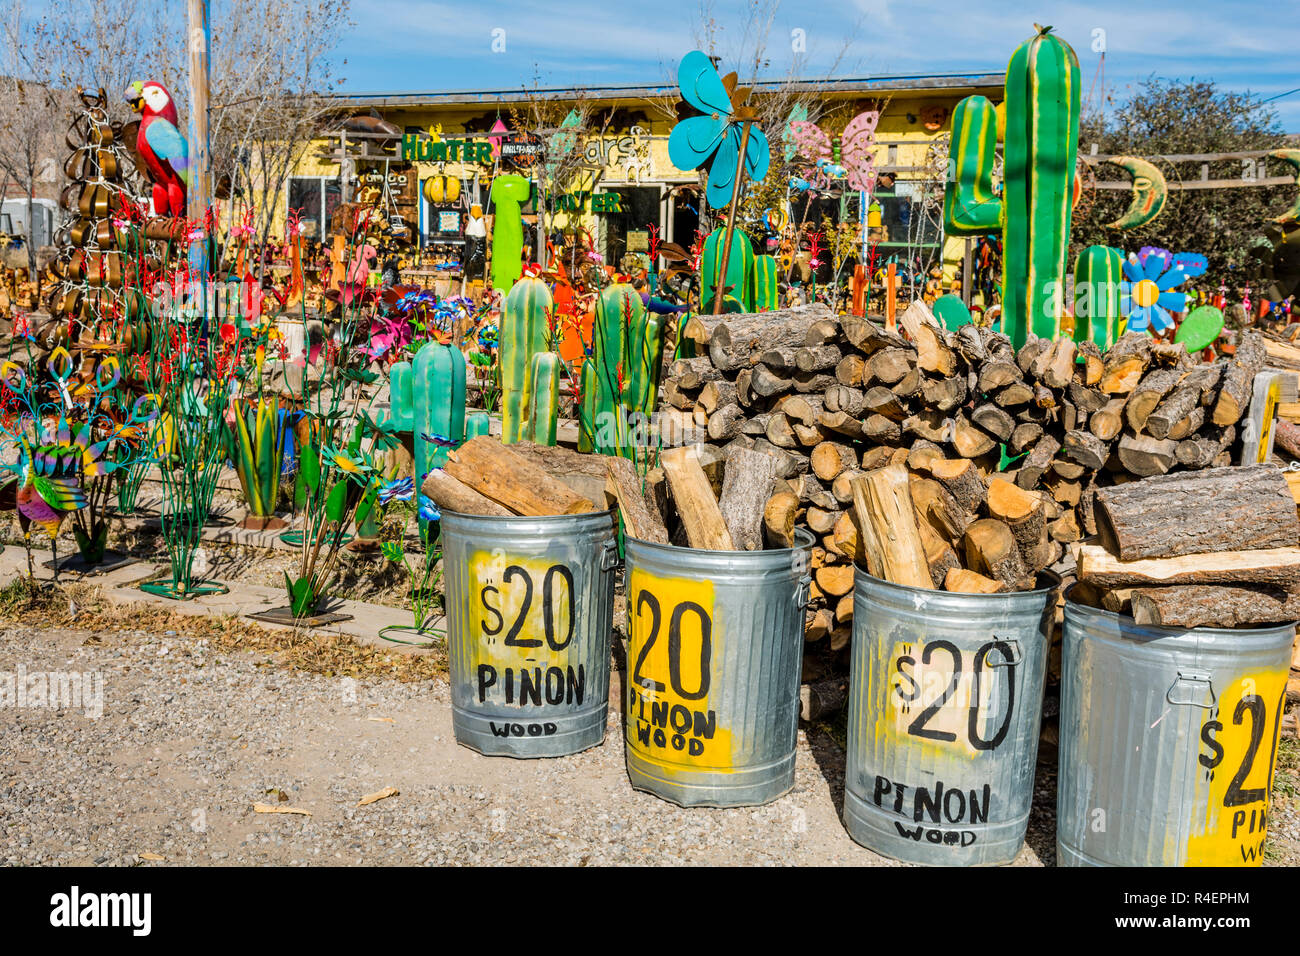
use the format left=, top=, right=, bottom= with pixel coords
left=287, top=177, right=342, bottom=238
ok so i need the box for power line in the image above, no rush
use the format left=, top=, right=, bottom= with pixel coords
left=1260, top=86, right=1300, bottom=104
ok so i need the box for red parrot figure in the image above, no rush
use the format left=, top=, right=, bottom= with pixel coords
left=125, top=80, right=190, bottom=218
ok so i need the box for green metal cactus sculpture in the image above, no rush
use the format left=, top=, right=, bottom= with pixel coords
left=701, top=225, right=755, bottom=313
left=577, top=358, right=597, bottom=453
left=944, top=25, right=1081, bottom=349
left=1072, top=245, right=1124, bottom=350
left=465, top=410, right=491, bottom=440
left=752, top=253, right=779, bottom=311
left=500, top=276, right=552, bottom=444
left=525, top=352, right=561, bottom=446
left=580, top=283, right=665, bottom=458
left=410, top=341, right=466, bottom=480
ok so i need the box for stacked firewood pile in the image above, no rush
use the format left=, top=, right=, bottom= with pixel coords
left=669, top=303, right=1267, bottom=649
left=1072, top=464, right=1300, bottom=629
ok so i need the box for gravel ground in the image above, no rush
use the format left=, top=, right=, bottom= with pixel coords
left=0, top=614, right=1295, bottom=867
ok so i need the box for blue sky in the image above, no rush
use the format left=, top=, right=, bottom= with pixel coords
left=338, top=0, right=1300, bottom=131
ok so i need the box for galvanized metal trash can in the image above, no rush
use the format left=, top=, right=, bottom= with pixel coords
left=442, top=509, right=618, bottom=758
left=1057, top=593, right=1295, bottom=867
left=844, top=572, right=1057, bottom=865
left=623, top=530, right=814, bottom=807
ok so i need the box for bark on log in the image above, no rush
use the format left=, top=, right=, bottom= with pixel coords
left=824, top=384, right=866, bottom=417
left=928, top=457, right=987, bottom=513
left=660, top=446, right=735, bottom=550
left=1175, top=424, right=1236, bottom=470
left=445, top=437, right=596, bottom=515
left=1016, top=434, right=1061, bottom=489
left=1095, top=463, right=1300, bottom=560
left=1147, top=363, right=1224, bottom=438
left=606, top=456, right=669, bottom=544
left=963, top=518, right=1029, bottom=589
left=707, top=304, right=833, bottom=371
left=1125, top=367, right=1185, bottom=432
left=719, top=447, right=780, bottom=550
left=763, top=491, right=799, bottom=549
left=421, top=467, right=512, bottom=517
left=1213, top=330, right=1266, bottom=425
left=988, top=477, right=1050, bottom=571
left=1116, top=432, right=1178, bottom=476
left=800, top=678, right=849, bottom=721
left=796, top=344, right=845, bottom=373
left=922, top=374, right=969, bottom=411
left=1130, top=584, right=1300, bottom=628
left=842, top=315, right=910, bottom=355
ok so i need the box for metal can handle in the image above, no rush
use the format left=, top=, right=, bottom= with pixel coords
left=794, top=576, right=812, bottom=609
left=985, top=639, right=1022, bottom=667
left=1166, top=672, right=1216, bottom=709
left=600, top=540, right=620, bottom=571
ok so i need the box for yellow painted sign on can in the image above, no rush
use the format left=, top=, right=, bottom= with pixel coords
left=466, top=549, right=585, bottom=717
left=1186, top=669, right=1290, bottom=865
left=625, top=567, right=732, bottom=771
left=884, top=636, right=1020, bottom=760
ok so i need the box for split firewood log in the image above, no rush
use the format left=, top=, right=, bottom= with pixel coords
left=1094, top=463, right=1300, bottom=560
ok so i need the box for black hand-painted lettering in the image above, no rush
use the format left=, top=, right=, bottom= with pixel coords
left=1224, top=694, right=1267, bottom=807
left=543, top=563, right=575, bottom=651
left=907, top=640, right=961, bottom=742
left=502, top=564, right=540, bottom=647
left=968, top=640, right=1015, bottom=752
left=479, top=584, right=503, bottom=636
left=631, top=590, right=666, bottom=692
left=667, top=601, right=712, bottom=701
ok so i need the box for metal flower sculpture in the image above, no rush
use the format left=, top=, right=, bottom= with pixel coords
left=669, top=50, right=769, bottom=314
left=668, top=50, right=769, bottom=210
left=1120, top=247, right=1208, bottom=334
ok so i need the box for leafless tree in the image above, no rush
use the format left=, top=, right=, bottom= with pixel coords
left=0, top=1, right=68, bottom=280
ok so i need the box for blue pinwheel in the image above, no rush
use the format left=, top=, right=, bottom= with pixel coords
left=668, top=51, right=769, bottom=209
left=1120, top=247, right=1208, bottom=334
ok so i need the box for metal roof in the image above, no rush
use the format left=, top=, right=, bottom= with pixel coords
left=324, top=72, right=1006, bottom=109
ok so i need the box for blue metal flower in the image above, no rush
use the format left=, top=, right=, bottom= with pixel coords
left=1120, top=247, right=1208, bottom=334
left=377, top=476, right=414, bottom=505
left=418, top=494, right=441, bottom=523
left=668, top=50, right=769, bottom=209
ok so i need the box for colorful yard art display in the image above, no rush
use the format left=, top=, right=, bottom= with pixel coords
left=944, top=25, right=1081, bottom=348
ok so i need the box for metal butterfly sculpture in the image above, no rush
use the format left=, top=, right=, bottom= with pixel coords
left=668, top=51, right=770, bottom=209
left=788, top=110, right=881, bottom=192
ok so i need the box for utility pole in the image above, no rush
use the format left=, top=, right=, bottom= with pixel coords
left=187, top=0, right=211, bottom=274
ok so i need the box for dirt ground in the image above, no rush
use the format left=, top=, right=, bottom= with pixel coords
left=0, top=583, right=1296, bottom=867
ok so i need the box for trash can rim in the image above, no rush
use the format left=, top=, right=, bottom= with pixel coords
left=625, top=527, right=815, bottom=556
left=852, top=562, right=1061, bottom=600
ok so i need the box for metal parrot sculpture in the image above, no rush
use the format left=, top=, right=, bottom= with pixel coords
left=125, top=80, right=190, bottom=218
left=944, top=25, right=1080, bottom=349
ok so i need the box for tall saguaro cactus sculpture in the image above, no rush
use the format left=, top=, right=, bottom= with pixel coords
left=1073, top=245, right=1124, bottom=350
left=701, top=226, right=755, bottom=312
left=500, top=275, right=552, bottom=444
left=944, top=25, right=1080, bottom=349
left=579, top=283, right=664, bottom=458
left=526, top=352, right=561, bottom=445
